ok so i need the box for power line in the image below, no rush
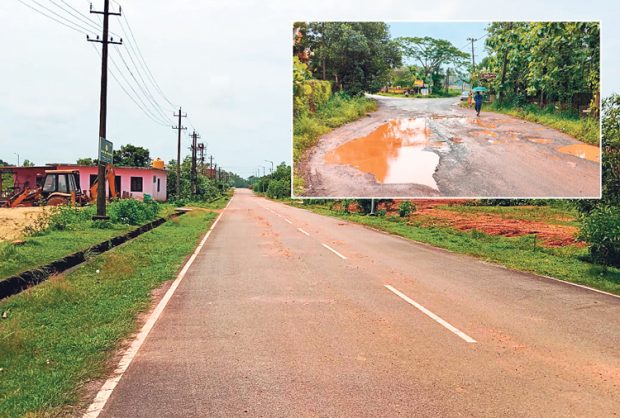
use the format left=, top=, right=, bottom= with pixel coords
left=90, top=44, right=168, bottom=126
left=17, top=0, right=90, bottom=34
left=118, top=12, right=177, bottom=109
left=49, top=0, right=102, bottom=33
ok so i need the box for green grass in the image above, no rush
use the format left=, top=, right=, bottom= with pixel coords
left=293, top=203, right=620, bottom=295
left=0, top=209, right=218, bottom=417
left=485, top=102, right=600, bottom=145
left=0, top=226, right=132, bottom=279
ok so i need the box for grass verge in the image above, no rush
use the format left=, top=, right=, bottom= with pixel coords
left=0, top=209, right=218, bottom=417
left=293, top=203, right=620, bottom=295
left=484, top=102, right=600, bottom=145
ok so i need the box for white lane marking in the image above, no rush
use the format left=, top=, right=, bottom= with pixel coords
left=297, top=227, right=310, bottom=236
left=384, top=284, right=476, bottom=344
left=83, top=198, right=232, bottom=418
left=321, top=243, right=347, bottom=260
left=284, top=218, right=293, bottom=224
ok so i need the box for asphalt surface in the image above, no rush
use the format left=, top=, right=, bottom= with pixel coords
left=298, top=95, right=601, bottom=198
left=99, top=189, right=619, bottom=417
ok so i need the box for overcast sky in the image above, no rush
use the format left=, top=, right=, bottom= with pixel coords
left=0, top=0, right=616, bottom=178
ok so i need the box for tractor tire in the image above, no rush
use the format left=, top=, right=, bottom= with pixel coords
left=46, top=196, right=70, bottom=206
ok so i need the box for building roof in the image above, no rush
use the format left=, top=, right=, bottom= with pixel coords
left=52, top=164, right=168, bottom=172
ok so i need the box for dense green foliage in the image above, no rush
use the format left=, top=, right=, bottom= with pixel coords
left=113, top=144, right=151, bottom=167
left=252, top=162, right=291, bottom=199
left=293, top=57, right=332, bottom=117
left=295, top=22, right=401, bottom=95
left=166, top=156, right=225, bottom=202
left=484, top=22, right=600, bottom=111
left=575, top=94, right=620, bottom=265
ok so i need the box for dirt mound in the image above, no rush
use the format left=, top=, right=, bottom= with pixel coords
left=0, top=207, right=45, bottom=241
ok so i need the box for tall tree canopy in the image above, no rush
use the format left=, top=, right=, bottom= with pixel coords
left=298, top=22, right=402, bottom=95
left=113, top=144, right=151, bottom=167
left=484, top=22, right=600, bottom=109
left=397, top=36, right=469, bottom=93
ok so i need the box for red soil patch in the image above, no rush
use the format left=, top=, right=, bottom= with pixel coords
left=382, top=200, right=581, bottom=247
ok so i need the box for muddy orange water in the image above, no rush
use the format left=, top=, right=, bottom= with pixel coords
left=557, top=143, right=600, bottom=163
left=324, top=118, right=439, bottom=189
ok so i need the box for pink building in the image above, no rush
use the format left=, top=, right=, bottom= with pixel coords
left=56, top=164, right=168, bottom=202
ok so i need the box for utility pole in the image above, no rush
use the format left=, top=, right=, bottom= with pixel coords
left=209, top=155, right=213, bottom=179
left=88, top=0, right=122, bottom=220
left=445, top=68, right=450, bottom=92
left=467, top=37, right=476, bottom=73
left=14, top=153, right=19, bottom=167
left=172, top=107, right=187, bottom=197
left=189, top=130, right=200, bottom=194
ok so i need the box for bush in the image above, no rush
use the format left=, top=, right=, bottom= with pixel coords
left=266, top=179, right=291, bottom=199
left=580, top=205, right=620, bottom=267
left=107, top=199, right=160, bottom=225
left=399, top=201, right=415, bottom=217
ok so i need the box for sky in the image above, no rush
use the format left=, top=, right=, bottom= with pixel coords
left=0, top=0, right=617, bottom=178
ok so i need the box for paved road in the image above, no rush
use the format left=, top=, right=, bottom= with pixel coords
left=99, top=189, right=619, bottom=417
left=298, top=95, right=600, bottom=198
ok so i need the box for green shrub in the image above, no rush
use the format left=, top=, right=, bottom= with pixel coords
left=266, top=179, right=291, bottom=199
left=580, top=205, right=620, bottom=267
left=399, top=201, right=415, bottom=217
left=107, top=199, right=160, bottom=225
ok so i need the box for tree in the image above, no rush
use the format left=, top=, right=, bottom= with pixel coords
left=0, top=159, right=8, bottom=166
left=303, top=22, right=402, bottom=95
left=113, top=144, right=150, bottom=167
left=22, top=159, right=35, bottom=167
left=397, top=37, right=469, bottom=94
left=76, top=157, right=95, bottom=166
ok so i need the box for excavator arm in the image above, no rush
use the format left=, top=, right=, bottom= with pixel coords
left=89, top=165, right=117, bottom=202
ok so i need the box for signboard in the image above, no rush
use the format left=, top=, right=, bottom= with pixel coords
left=414, top=79, right=424, bottom=87
left=98, top=137, right=113, bottom=165
left=480, top=73, right=497, bottom=80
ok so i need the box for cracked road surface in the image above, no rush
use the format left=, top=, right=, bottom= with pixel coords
left=97, top=189, right=619, bottom=417
left=297, top=95, right=600, bottom=198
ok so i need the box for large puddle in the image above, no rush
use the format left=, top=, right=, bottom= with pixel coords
left=557, top=144, right=600, bottom=163
left=324, top=118, right=439, bottom=189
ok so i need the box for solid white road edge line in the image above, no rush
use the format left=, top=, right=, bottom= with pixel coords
left=321, top=243, right=347, bottom=260
left=384, top=284, right=477, bottom=344
left=297, top=227, right=310, bottom=236
left=83, top=198, right=232, bottom=418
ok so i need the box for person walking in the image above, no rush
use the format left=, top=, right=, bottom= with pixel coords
left=474, top=91, right=484, bottom=116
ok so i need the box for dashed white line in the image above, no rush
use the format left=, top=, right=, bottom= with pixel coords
left=284, top=218, right=293, bottom=224
left=83, top=199, right=232, bottom=417
left=384, top=284, right=476, bottom=344
left=297, top=227, right=310, bottom=236
left=321, top=243, right=347, bottom=260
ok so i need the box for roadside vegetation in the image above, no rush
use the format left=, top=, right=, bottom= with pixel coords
left=0, top=208, right=220, bottom=417
left=251, top=162, right=292, bottom=199
left=0, top=199, right=164, bottom=280
left=292, top=199, right=619, bottom=295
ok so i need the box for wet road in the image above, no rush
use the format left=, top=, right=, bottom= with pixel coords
left=298, top=95, right=601, bottom=198
left=96, top=189, right=620, bottom=417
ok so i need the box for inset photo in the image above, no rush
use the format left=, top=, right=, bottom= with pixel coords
left=292, top=21, right=601, bottom=198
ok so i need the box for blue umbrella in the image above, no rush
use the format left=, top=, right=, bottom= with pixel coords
left=473, top=86, right=488, bottom=92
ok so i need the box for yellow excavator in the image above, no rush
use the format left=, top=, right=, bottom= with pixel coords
left=3, top=165, right=117, bottom=207
left=89, top=164, right=117, bottom=202
left=4, top=169, right=86, bottom=207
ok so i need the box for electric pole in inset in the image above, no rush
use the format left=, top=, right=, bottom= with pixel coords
left=189, top=130, right=200, bottom=194
left=172, top=107, right=187, bottom=197
left=467, top=37, right=476, bottom=73
left=88, top=0, right=122, bottom=220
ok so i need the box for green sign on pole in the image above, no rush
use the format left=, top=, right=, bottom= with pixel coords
left=98, top=137, right=113, bottom=165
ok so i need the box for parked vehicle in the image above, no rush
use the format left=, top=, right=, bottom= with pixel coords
left=460, top=91, right=470, bottom=101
